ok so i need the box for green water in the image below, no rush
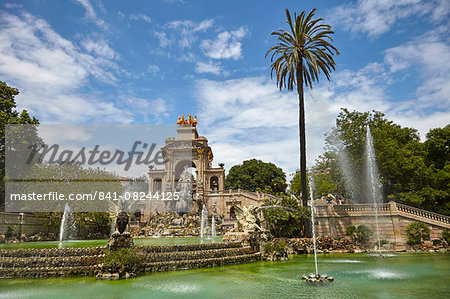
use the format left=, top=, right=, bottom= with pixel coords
left=0, top=237, right=222, bottom=249
left=0, top=253, right=448, bottom=299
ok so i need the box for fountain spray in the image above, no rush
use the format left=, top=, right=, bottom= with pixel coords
left=309, top=178, right=319, bottom=275
left=302, top=175, right=334, bottom=283
left=365, top=126, right=382, bottom=255
left=59, top=203, right=75, bottom=247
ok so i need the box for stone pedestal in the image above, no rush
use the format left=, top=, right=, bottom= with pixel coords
left=223, top=231, right=262, bottom=252
left=107, top=231, right=134, bottom=251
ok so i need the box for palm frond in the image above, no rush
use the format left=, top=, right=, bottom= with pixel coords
left=266, top=8, right=339, bottom=90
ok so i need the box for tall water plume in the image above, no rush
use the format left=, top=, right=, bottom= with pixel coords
left=309, top=177, right=319, bottom=275
left=59, top=203, right=75, bottom=243
left=365, top=126, right=382, bottom=254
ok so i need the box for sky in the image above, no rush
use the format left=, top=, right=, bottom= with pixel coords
left=0, top=0, right=449, bottom=178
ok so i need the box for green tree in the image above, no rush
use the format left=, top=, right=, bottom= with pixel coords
left=266, top=8, right=339, bottom=205
left=225, top=159, right=287, bottom=194
left=262, top=196, right=310, bottom=238
left=319, top=108, right=450, bottom=215
left=405, top=222, right=430, bottom=245
left=0, top=81, right=39, bottom=211
left=290, top=172, right=304, bottom=197
left=424, top=125, right=450, bottom=170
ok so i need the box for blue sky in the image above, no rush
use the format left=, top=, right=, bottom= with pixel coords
left=0, top=0, right=449, bottom=176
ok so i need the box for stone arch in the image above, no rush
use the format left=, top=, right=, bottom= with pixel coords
left=230, top=206, right=236, bottom=219
left=174, top=160, right=197, bottom=181
left=210, top=176, right=219, bottom=192
left=153, top=178, right=162, bottom=192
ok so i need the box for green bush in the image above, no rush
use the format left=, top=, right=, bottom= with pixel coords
left=5, top=226, right=16, bottom=238
left=346, top=225, right=356, bottom=236
left=405, top=222, right=430, bottom=245
left=379, top=239, right=389, bottom=247
left=442, top=229, right=450, bottom=243
left=103, top=248, right=141, bottom=266
left=262, top=197, right=310, bottom=238
left=264, top=240, right=288, bottom=254
left=432, top=239, right=442, bottom=246
left=346, top=225, right=373, bottom=245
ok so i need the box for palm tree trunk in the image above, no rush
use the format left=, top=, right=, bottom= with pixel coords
left=296, top=63, right=308, bottom=207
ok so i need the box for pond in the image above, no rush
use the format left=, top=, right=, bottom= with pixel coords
left=0, top=253, right=448, bottom=299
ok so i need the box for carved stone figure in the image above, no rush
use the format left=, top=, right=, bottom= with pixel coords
left=232, top=205, right=263, bottom=233
left=175, top=168, right=193, bottom=214
left=116, top=211, right=129, bottom=234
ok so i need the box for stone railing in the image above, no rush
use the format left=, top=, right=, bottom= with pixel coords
left=332, top=203, right=391, bottom=213
left=314, top=201, right=450, bottom=228
left=0, top=212, right=45, bottom=225
left=222, top=189, right=282, bottom=203
left=395, top=203, right=450, bottom=225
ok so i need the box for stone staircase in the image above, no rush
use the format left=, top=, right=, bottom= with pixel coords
left=394, top=202, right=450, bottom=228
left=314, top=201, right=450, bottom=245
left=0, top=242, right=260, bottom=279
left=315, top=201, right=450, bottom=229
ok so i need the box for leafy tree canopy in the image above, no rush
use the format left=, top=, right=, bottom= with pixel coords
left=317, top=108, right=449, bottom=215
left=225, top=159, right=287, bottom=194
left=1, top=81, right=39, bottom=211
left=262, top=196, right=310, bottom=238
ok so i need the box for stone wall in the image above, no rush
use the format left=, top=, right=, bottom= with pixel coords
left=314, top=202, right=450, bottom=250
left=0, top=212, right=56, bottom=236
left=0, top=242, right=259, bottom=279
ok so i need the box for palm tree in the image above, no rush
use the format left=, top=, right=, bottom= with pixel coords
left=266, top=8, right=339, bottom=206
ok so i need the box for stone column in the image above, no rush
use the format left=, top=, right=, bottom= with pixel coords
left=389, top=201, right=404, bottom=250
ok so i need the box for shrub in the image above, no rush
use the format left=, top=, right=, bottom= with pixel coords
left=264, top=240, right=288, bottom=254
left=103, top=248, right=141, bottom=266
left=346, top=225, right=373, bottom=245
left=379, top=239, right=389, bottom=247
left=262, top=197, right=310, bottom=238
left=432, top=239, right=442, bottom=246
left=442, top=229, right=450, bottom=243
left=5, top=226, right=16, bottom=238
left=405, top=222, right=430, bottom=245
left=346, top=225, right=356, bottom=236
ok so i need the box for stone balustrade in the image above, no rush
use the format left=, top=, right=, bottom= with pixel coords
left=314, top=202, right=449, bottom=228
left=313, top=201, right=449, bottom=249
left=395, top=203, right=450, bottom=225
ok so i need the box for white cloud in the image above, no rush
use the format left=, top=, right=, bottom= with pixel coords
left=154, top=31, right=170, bottom=48
left=74, top=0, right=106, bottom=28
left=329, top=0, right=448, bottom=37
left=81, top=38, right=120, bottom=60
left=384, top=27, right=450, bottom=109
left=195, top=61, right=224, bottom=75
left=200, top=27, right=248, bottom=60
left=155, top=19, right=214, bottom=49
left=3, top=3, right=22, bottom=8
left=0, top=11, right=129, bottom=123
left=194, top=44, right=448, bottom=174
left=147, top=64, right=160, bottom=73
left=120, top=96, right=168, bottom=123
left=195, top=77, right=299, bottom=173
left=129, top=13, right=152, bottom=23
left=164, top=0, right=186, bottom=3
